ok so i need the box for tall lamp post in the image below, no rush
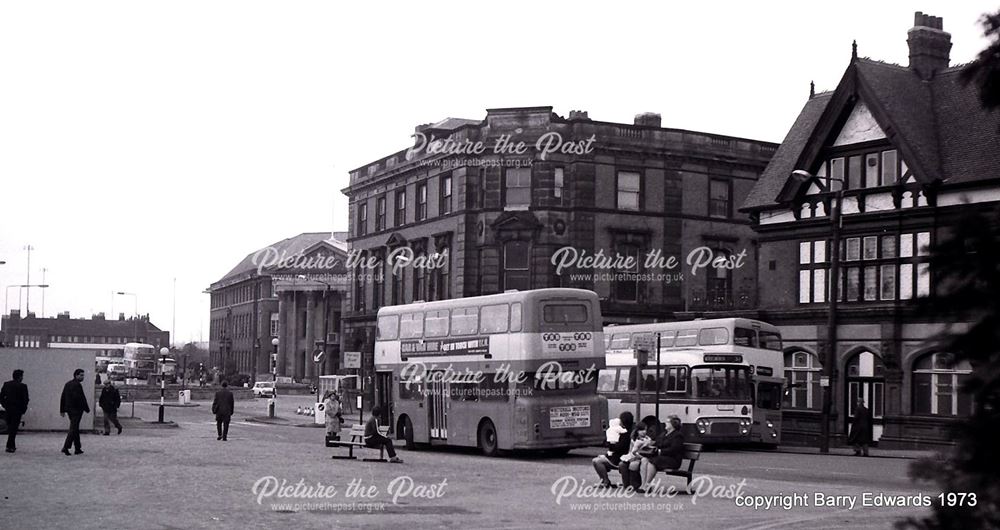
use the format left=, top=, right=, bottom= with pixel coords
left=116, top=291, right=138, bottom=340
left=792, top=169, right=845, bottom=454
left=6, top=284, right=49, bottom=316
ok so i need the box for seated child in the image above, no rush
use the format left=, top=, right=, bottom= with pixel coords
left=605, top=418, right=626, bottom=445
left=618, top=423, right=651, bottom=464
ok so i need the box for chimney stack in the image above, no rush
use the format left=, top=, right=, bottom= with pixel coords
left=908, top=11, right=951, bottom=80
left=568, top=110, right=590, bottom=120
left=57, top=311, right=70, bottom=319
left=634, top=112, right=662, bottom=128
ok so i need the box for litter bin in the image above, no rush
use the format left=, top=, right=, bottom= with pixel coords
left=267, top=398, right=276, bottom=418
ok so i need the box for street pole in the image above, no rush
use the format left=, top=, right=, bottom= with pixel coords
left=820, top=188, right=843, bottom=453
left=321, top=284, right=330, bottom=376
left=23, top=245, right=33, bottom=314
left=158, top=348, right=168, bottom=423
left=655, top=333, right=661, bottom=420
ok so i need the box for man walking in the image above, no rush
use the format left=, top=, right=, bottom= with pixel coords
left=99, top=379, right=123, bottom=435
left=1, top=370, right=29, bottom=453
left=211, top=381, right=234, bottom=441
left=60, top=369, right=90, bottom=456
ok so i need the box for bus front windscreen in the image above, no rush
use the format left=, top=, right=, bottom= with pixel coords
left=690, top=366, right=751, bottom=400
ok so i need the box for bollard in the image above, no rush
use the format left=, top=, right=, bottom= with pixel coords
left=158, top=378, right=165, bottom=423
left=267, top=398, right=275, bottom=418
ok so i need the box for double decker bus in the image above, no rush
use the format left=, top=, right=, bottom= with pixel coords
left=123, top=343, right=158, bottom=380
left=374, top=288, right=608, bottom=456
left=599, top=318, right=784, bottom=446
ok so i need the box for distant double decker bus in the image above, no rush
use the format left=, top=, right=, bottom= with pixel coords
left=123, top=343, right=157, bottom=380
left=374, top=288, right=608, bottom=456
left=599, top=318, right=783, bottom=446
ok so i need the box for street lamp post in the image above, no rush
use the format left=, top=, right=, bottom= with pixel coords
left=116, top=291, right=138, bottom=340
left=5, top=284, right=49, bottom=315
left=792, top=169, right=844, bottom=454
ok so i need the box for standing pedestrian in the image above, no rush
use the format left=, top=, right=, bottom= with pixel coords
left=212, top=381, right=234, bottom=441
left=99, top=379, right=123, bottom=435
left=1, top=370, right=29, bottom=453
left=60, top=369, right=90, bottom=456
left=848, top=397, right=873, bottom=456
left=323, top=391, right=343, bottom=442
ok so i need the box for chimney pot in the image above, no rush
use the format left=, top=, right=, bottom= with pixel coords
left=907, top=11, right=951, bottom=80
left=633, top=112, right=662, bottom=128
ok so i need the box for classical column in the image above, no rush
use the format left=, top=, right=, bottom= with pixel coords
left=276, top=292, right=288, bottom=377
left=293, top=292, right=305, bottom=381
left=304, top=292, right=316, bottom=380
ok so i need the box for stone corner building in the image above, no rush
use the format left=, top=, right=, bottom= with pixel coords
left=208, top=232, right=349, bottom=382
left=342, top=106, right=776, bottom=387
left=741, top=12, right=1000, bottom=448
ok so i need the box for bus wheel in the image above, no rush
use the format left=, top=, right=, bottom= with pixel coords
left=400, top=416, right=415, bottom=450
left=478, top=419, right=499, bottom=457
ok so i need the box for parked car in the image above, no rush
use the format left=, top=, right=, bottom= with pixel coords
left=252, top=381, right=276, bottom=398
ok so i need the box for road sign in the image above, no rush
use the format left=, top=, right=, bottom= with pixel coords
left=313, top=350, right=326, bottom=363
left=632, top=335, right=656, bottom=353
left=344, top=351, right=361, bottom=369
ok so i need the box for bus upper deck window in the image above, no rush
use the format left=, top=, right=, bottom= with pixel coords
left=480, top=304, right=510, bottom=334
left=377, top=315, right=399, bottom=340
left=759, top=331, right=783, bottom=351
left=451, top=307, right=478, bottom=336
left=734, top=328, right=757, bottom=347
left=542, top=304, right=588, bottom=324
left=699, top=327, right=729, bottom=346
left=675, top=329, right=698, bottom=347
left=425, top=310, right=449, bottom=338
left=400, top=313, right=424, bottom=339
left=510, top=302, right=522, bottom=332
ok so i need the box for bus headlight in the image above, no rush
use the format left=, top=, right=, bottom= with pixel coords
left=696, top=419, right=708, bottom=434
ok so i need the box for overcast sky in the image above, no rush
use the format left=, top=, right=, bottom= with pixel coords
left=0, top=1, right=993, bottom=345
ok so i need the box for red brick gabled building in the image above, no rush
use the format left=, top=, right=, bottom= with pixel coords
left=741, top=12, right=1000, bottom=448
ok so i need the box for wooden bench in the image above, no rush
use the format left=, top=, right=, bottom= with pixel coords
left=327, top=424, right=390, bottom=461
left=659, top=443, right=703, bottom=491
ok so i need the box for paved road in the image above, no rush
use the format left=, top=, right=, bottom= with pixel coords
left=1, top=397, right=942, bottom=529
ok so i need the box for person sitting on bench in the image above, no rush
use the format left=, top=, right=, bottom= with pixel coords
left=364, top=406, right=403, bottom=463
left=639, top=415, right=685, bottom=489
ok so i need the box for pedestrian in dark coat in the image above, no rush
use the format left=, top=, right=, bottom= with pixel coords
left=1, top=369, right=29, bottom=453
left=99, top=380, right=123, bottom=435
left=212, top=381, right=235, bottom=441
left=848, top=398, right=873, bottom=456
left=60, top=369, right=90, bottom=455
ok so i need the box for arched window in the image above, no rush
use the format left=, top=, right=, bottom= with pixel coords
left=783, top=350, right=822, bottom=410
left=913, top=353, right=973, bottom=417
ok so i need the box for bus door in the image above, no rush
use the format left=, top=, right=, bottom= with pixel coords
left=427, top=376, right=449, bottom=440
left=375, top=371, right=393, bottom=428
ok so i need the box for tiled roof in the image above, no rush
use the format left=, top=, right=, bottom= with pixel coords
left=213, top=232, right=349, bottom=286
left=741, top=93, right=832, bottom=210
left=743, top=57, right=1000, bottom=210
left=2, top=316, right=165, bottom=336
